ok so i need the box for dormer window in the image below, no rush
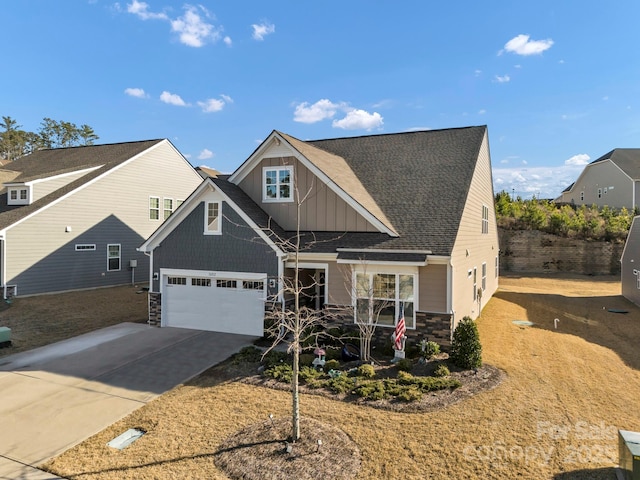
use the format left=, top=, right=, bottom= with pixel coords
left=263, top=166, right=293, bottom=202
left=8, top=187, right=29, bottom=205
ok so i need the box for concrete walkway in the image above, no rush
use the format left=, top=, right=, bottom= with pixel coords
left=0, top=323, right=257, bottom=479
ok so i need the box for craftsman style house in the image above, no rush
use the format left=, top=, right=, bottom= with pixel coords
left=621, top=216, right=640, bottom=307
left=0, top=140, right=202, bottom=297
left=556, top=149, right=640, bottom=209
left=139, top=126, right=500, bottom=346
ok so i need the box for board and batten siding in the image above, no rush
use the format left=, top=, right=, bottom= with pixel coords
left=560, top=160, right=632, bottom=209
left=449, top=131, right=499, bottom=325
left=152, top=200, right=279, bottom=296
left=621, top=216, right=640, bottom=307
left=30, top=168, right=99, bottom=203
left=4, top=141, right=202, bottom=295
left=238, top=154, right=378, bottom=233
left=418, top=263, right=448, bottom=313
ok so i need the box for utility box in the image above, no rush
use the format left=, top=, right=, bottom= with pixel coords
left=0, top=326, right=11, bottom=348
left=619, top=430, right=640, bottom=480
left=129, top=259, right=138, bottom=268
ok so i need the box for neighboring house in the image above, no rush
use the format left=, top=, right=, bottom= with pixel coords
left=556, top=149, right=640, bottom=209
left=139, top=126, right=500, bottom=346
left=0, top=139, right=202, bottom=297
left=621, top=215, right=640, bottom=307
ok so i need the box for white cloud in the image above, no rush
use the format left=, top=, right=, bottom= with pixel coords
left=501, top=34, right=554, bottom=56
left=160, top=91, right=188, bottom=106
left=124, top=87, right=147, bottom=98
left=251, top=22, right=275, bottom=40
left=223, top=36, right=232, bottom=46
left=197, top=96, right=232, bottom=112
left=564, top=154, right=591, bottom=166
left=332, top=109, right=383, bottom=131
left=474, top=69, right=482, bottom=77
left=198, top=149, right=214, bottom=160
left=493, top=163, right=589, bottom=199
left=220, top=94, right=233, bottom=104
left=293, top=99, right=342, bottom=123
left=171, top=5, right=220, bottom=47
left=478, top=109, right=486, bottom=115
left=495, top=74, right=511, bottom=83
left=127, top=0, right=168, bottom=20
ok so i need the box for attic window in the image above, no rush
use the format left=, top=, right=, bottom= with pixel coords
left=263, top=166, right=293, bottom=202
left=8, top=187, right=29, bottom=205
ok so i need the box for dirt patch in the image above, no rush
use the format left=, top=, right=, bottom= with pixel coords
left=0, top=284, right=148, bottom=358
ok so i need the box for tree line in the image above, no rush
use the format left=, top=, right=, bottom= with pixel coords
left=495, top=191, right=635, bottom=242
left=0, top=116, right=99, bottom=162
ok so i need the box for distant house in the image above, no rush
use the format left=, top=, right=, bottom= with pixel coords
left=556, top=149, right=640, bottom=210
left=0, top=140, right=202, bottom=297
left=621, top=215, right=640, bottom=306
left=139, top=126, right=500, bottom=347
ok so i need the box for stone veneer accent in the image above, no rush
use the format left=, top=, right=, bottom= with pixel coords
left=148, top=292, right=161, bottom=326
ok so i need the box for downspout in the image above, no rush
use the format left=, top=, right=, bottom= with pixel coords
left=277, top=252, right=287, bottom=306
left=1, top=235, right=5, bottom=300
left=448, top=259, right=455, bottom=340
left=140, top=249, right=153, bottom=327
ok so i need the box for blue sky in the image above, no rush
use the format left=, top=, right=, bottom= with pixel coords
left=2, top=1, right=639, bottom=199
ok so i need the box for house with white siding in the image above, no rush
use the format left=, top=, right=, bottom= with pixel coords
left=139, top=126, right=500, bottom=347
left=0, top=139, right=202, bottom=297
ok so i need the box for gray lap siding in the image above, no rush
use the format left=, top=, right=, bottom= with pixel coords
left=151, top=202, right=279, bottom=294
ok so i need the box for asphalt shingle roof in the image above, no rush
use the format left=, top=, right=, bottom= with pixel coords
left=0, top=140, right=164, bottom=230
left=222, top=126, right=488, bottom=257
left=590, top=148, right=640, bottom=180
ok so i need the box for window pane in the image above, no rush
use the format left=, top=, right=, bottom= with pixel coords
left=279, top=170, right=291, bottom=184
left=355, top=273, right=369, bottom=297
left=402, top=301, right=414, bottom=329
left=265, top=171, right=277, bottom=184
left=108, top=245, right=120, bottom=257
left=10, top=190, right=16, bottom=200
left=356, top=298, right=370, bottom=324
left=108, top=258, right=120, bottom=270
left=399, top=275, right=413, bottom=300
left=375, top=301, right=395, bottom=326
left=208, top=203, right=219, bottom=231
left=150, top=198, right=159, bottom=208
left=279, top=184, right=290, bottom=199
left=373, top=274, right=395, bottom=299
left=266, top=185, right=277, bottom=198
left=20, top=189, right=27, bottom=200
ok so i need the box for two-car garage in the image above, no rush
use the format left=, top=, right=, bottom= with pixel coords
left=161, top=269, right=267, bottom=336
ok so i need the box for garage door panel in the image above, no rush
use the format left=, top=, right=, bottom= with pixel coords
left=162, top=272, right=265, bottom=336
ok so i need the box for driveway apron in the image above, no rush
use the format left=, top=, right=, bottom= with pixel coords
left=0, top=323, right=256, bottom=479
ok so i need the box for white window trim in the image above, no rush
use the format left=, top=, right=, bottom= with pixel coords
left=107, top=244, right=121, bottom=272
left=351, top=265, right=418, bottom=330
left=163, top=197, right=174, bottom=220
left=473, top=266, right=478, bottom=301
left=149, top=196, right=160, bottom=220
left=7, top=187, right=30, bottom=206
left=262, top=165, right=294, bottom=203
left=481, top=262, right=487, bottom=292
left=204, top=201, right=222, bottom=235
left=481, top=205, right=489, bottom=234
left=75, top=244, right=96, bottom=251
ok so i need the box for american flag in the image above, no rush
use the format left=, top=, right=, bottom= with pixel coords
left=394, top=302, right=406, bottom=350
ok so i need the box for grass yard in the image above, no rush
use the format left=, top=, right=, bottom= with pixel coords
left=43, top=274, right=640, bottom=479
left=0, top=284, right=148, bottom=358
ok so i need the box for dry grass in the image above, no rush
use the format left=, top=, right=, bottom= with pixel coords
left=43, top=274, right=640, bottom=479
left=0, top=284, right=148, bottom=358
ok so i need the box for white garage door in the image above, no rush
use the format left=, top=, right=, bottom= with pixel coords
left=162, top=269, right=267, bottom=336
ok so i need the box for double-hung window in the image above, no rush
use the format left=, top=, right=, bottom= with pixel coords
left=263, top=166, right=293, bottom=202
left=163, top=198, right=173, bottom=220
left=205, top=201, right=221, bottom=234
left=481, top=205, right=489, bottom=234
left=107, top=244, right=121, bottom=271
left=354, top=272, right=415, bottom=329
left=481, top=262, right=487, bottom=292
left=149, top=197, right=160, bottom=220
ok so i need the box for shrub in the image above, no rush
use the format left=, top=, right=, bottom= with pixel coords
left=395, top=358, right=413, bottom=372
left=299, top=366, right=324, bottom=382
left=433, top=363, right=450, bottom=377
left=396, top=371, right=414, bottom=384
left=418, top=340, right=440, bottom=359
left=354, top=381, right=386, bottom=400
left=396, top=386, right=423, bottom=402
left=324, top=359, right=341, bottom=372
left=326, top=374, right=354, bottom=394
left=356, top=364, right=376, bottom=379
left=299, top=353, right=315, bottom=366
left=264, top=363, right=293, bottom=383
left=262, top=350, right=289, bottom=368
left=450, top=316, right=482, bottom=369
left=232, top=346, right=263, bottom=364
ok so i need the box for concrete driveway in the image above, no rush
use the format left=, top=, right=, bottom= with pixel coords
left=0, top=323, right=256, bottom=479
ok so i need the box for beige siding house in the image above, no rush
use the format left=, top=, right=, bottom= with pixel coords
left=140, top=126, right=499, bottom=346
left=0, top=140, right=202, bottom=297
left=621, top=216, right=640, bottom=306
left=556, top=149, right=640, bottom=209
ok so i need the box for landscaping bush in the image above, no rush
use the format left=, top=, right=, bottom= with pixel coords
left=433, top=363, right=450, bottom=377
left=262, top=349, right=289, bottom=368
left=395, top=358, right=413, bottom=372
left=324, top=359, right=341, bottom=372
left=450, top=316, right=482, bottom=369
left=354, top=381, right=386, bottom=400
left=396, top=386, right=423, bottom=402
left=263, top=363, right=293, bottom=383
left=418, top=340, right=440, bottom=360
left=326, top=374, right=354, bottom=394
left=356, top=363, right=376, bottom=379
left=299, top=365, right=324, bottom=382
left=299, top=353, right=315, bottom=366
left=231, top=346, right=263, bottom=364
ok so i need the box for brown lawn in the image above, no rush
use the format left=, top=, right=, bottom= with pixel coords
left=42, top=274, right=640, bottom=479
left=0, top=284, right=148, bottom=358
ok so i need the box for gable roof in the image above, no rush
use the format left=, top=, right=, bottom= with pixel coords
left=0, top=139, right=165, bottom=231
left=590, top=148, right=640, bottom=180
left=304, top=126, right=487, bottom=255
